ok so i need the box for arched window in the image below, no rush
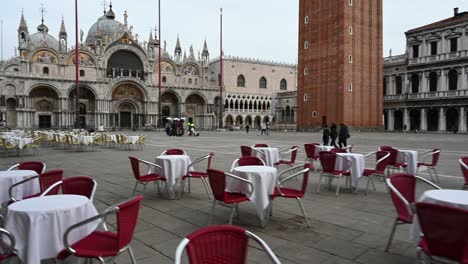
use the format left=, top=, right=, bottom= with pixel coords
left=304, top=68, right=309, bottom=75
left=188, top=78, right=193, bottom=84
left=162, top=76, right=167, bottom=83
left=43, top=67, right=49, bottom=75
left=348, top=26, right=353, bottom=35
left=304, top=41, right=309, bottom=49
left=411, top=74, right=419, bottom=93
left=304, top=16, right=309, bottom=24
left=280, top=79, right=287, bottom=90
left=80, top=70, right=85, bottom=77
left=429, top=72, right=438, bottom=92
left=303, top=93, right=308, bottom=102
left=348, top=83, right=353, bottom=92
left=237, top=75, right=245, bottom=87
left=259, top=77, right=267, bottom=88
left=395, top=76, right=402, bottom=95
left=449, top=69, right=458, bottom=91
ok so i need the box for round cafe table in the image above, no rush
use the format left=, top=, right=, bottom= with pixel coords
left=411, top=189, right=468, bottom=242
left=252, top=147, right=279, bottom=167
left=5, top=195, right=98, bottom=264
left=0, top=170, right=39, bottom=204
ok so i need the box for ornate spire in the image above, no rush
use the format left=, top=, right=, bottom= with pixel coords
left=37, top=4, right=48, bottom=33
left=59, top=17, right=67, bottom=36
left=175, top=35, right=182, bottom=54
left=18, top=10, right=29, bottom=33
left=148, top=28, right=154, bottom=44
left=105, top=2, right=115, bottom=19
left=202, top=39, right=209, bottom=57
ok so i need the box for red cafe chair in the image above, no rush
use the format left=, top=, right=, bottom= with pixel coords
left=240, top=146, right=252, bottom=157
left=161, top=148, right=186, bottom=155
left=415, top=202, right=468, bottom=263
left=460, top=157, right=468, bottom=189
left=317, top=151, right=351, bottom=197
left=8, top=169, right=64, bottom=202
left=0, top=228, right=16, bottom=261
left=252, top=143, right=269, bottom=148
left=230, top=156, right=265, bottom=172
left=41, top=176, right=97, bottom=201
left=129, top=157, right=166, bottom=195
left=330, top=148, right=347, bottom=154
left=175, top=225, right=281, bottom=264
left=270, top=164, right=312, bottom=226
left=385, top=173, right=441, bottom=252
left=417, top=149, right=441, bottom=183
left=274, top=146, right=298, bottom=170
left=380, top=146, right=407, bottom=175
left=57, top=196, right=143, bottom=264
left=304, top=143, right=320, bottom=169
left=206, top=169, right=253, bottom=225
left=183, top=153, right=214, bottom=199
left=8, top=161, right=46, bottom=174
left=361, top=151, right=391, bottom=194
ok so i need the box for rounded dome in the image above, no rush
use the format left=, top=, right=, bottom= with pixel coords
left=30, top=31, right=60, bottom=51
left=85, top=16, right=126, bottom=46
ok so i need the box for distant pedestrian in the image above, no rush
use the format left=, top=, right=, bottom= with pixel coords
left=260, top=122, right=267, bottom=135
left=330, top=123, right=338, bottom=147
left=338, top=123, right=350, bottom=148
left=322, top=124, right=330, bottom=146
left=266, top=121, right=270, bottom=135
left=245, top=124, right=250, bottom=133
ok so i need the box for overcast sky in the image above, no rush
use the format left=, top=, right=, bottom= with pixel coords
left=2, top=0, right=468, bottom=63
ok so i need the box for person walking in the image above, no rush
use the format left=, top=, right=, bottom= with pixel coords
left=266, top=121, right=270, bottom=135
left=260, top=122, right=267, bottom=135
left=322, top=124, right=330, bottom=146
left=245, top=124, right=250, bottom=133
left=338, top=123, right=350, bottom=148
left=330, top=123, right=338, bottom=147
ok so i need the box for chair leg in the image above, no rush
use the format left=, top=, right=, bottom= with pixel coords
left=143, top=183, right=147, bottom=194
left=229, top=205, right=236, bottom=225
left=209, top=201, right=216, bottom=225
left=385, top=218, right=399, bottom=252
left=187, top=177, right=191, bottom=193
left=132, top=182, right=138, bottom=195
left=316, top=174, right=322, bottom=193
left=200, top=178, right=212, bottom=200
left=336, top=176, right=342, bottom=197
left=365, top=176, right=371, bottom=195
left=432, top=167, right=440, bottom=183
left=235, top=203, right=240, bottom=219
left=427, top=167, right=434, bottom=182
left=127, top=246, right=137, bottom=264
left=296, top=198, right=311, bottom=227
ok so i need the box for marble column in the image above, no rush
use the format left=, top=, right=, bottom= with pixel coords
left=388, top=109, right=394, bottom=131
left=438, top=107, right=446, bottom=132
left=459, top=107, right=466, bottom=133
left=420, top=108, right=427, bottom=131
left=404, top=108, right=409, bottom=131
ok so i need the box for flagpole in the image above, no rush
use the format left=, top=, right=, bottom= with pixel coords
left=219, top=8, right=223, bottom=129
left=75, top=0, right=80, bottom=128
left=158, top=0, right=162, bottom=129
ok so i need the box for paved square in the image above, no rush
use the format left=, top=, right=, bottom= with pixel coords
left=2, top=131, right=467, bottom=263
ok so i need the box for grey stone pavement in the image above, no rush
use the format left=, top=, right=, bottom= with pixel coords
left=2, top=130, right=467, bottom=264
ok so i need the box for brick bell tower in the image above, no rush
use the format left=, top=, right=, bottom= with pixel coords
left=297, top=0, right=384, bottom=130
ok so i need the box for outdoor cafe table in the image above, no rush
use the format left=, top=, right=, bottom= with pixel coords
left=397, top=149, right=418, bottom=175
left=229, top=165, right=278, bottom=226
left=0, top=170, right=39, bottom=204
left=154, top=155, right=192, bottom=199
left=315, top=145, right=335, bottom=156
left=335, top=153, right=365, bottom=187
left=4, top=195, right=98, bottom=264
left=252, top=147, right=279, bottom=167
left=410, top=189, right=468, bottom=243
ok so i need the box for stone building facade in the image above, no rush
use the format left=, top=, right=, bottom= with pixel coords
left=384, top=8, right=468, bottom=133
left=0, top=4, right=296, bottom=130
left=297, top=0, right=384, bottom=130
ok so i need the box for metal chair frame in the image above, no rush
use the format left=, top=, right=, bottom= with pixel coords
left=317, top=153, right=352, bottom=197
left=0, top=227, right=15, bottom=260
left=417, top=149, right=441, bottom=183
left=275, top=146, right=298, bottom=169
left=7, top=161, right=47, bottom=174
left=230, top=156, right=266, bottom=172
left=41, top=176, right=98, bottom=201
left=459, top=157, right=468, bottom=189
left=362, top=151, right=391, bottom=195
left=185, top=153, right=214, bottom=199
left=130, top=158, right=164, bottom=195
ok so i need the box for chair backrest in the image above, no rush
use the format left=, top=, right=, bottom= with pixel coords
left=62, top=176, right=97, bottom=200
left=207, top=169, right=227, bottom=202
left=304, top=143, right=319, bottom=159
left=460, top=157, right=468, bottom=183
left=330, top=148, right=347, bottom=154
left=386, top=173, right=415, bottom=223
left=429, top=149, right=441, bottom=166
left=238, top=156, right=264, bottom=166
left=163, top=149, right=185, bottom=155
left=39, top=170, right=64, bottom=194
left=116, top=195, right=143, bottom=249
left=252, top=144, right=269, bottom=148
left=240, top=146, right=252, bottom=157
left=129, top=156, right=142, bottom=180
left=18, top=161, right=46, bottom=174
left=416, top=202, right=468, bottom=262
left=299, top=164, right=312, bottom=194
left=380, top=146, right=398, bottom=166
left=375, top=151, right=391, bottom=174
left=0, top=228, right=15, bottom=260
left=185, top=225, right=249, bottom=264
left=319, top=151, right=336, bottom=173
left=289, top=146, right=298, bottom=163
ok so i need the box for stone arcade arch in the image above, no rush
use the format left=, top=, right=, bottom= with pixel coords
left=446, top=108, right=459, bottom=132
left=161, top=91, right=180, bottom=119
left=225, top=115, right=234, bottom=126
left=245, top=116, right=252, bottom=126
left=29, top=85, right=60, bottom=128
left=68, top=86, right=97, bottom=128
left=427, top=109, right=439, bottom=132
left=235, top=115, right=243, bottom=126
left=111, top=82, right=146, bottom=128
left=409, top=109, right=420, bottom=131
left=185, top=93, right=206, bottom=128
left=394, top=110, right=404, bottom=131
left=6, top=98, right=17, bottom=128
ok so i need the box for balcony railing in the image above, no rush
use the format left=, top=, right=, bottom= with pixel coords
left=408, top=51, right=467, bottom=65
left=385, top=89, right=468, bottom=101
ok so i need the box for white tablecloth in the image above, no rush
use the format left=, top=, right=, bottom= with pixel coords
left=5, top=195, right=98, bottom=264
left=397, top=150, right=418, bottom=175
left=0, top=170, right=39, bottom=203
left=410, top=189, right=468, bottom=242
left=315, top=145, right=335, bottom=156
left=75, top=135, right=94, bottom=145
left=252, top=147, right=279, bottom=167
left=154, top=155, right=192, bottom=186
left=126, top=136, right=140, bottom=144
left=2, top=136, right=33, bottom=149
left=229, top=166, right=278, bottom=222
left=336, top=153, right=365, bottom=187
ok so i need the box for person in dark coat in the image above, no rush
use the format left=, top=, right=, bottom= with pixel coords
left=338, top=123, right=350, bottom=148
left=245, top=124, right=250, bottom=133
left=330, top=123, right=338, bottom=147
left=322, top=124, right=330, bottom=146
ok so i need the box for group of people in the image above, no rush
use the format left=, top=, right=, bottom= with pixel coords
left=322, top=123, right=350, bottom=148
left=164, top=119, right=200, bottom=137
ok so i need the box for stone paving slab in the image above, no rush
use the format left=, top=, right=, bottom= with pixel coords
left=1, top=131, right=467, bottom=264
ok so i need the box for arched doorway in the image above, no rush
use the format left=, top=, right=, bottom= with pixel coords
left=69, top=86, right=96, bottom=128
left=185, top=94, right=206, bottom=124
left=235, top=115, right=243, bottom=126
left=254, top=116, right=261, bottom=129
left=394, top=110, right=404, bottom=131
left=161, top=92, right=179, bottom=118
left=263, top=116, right=270, bottom=123
left=409, top=109, right=420, bottom=131
left=427, top=109, right=438, bottom=131
left=6, top=98, right=17, bottom=128
left=118, top=102, right=136, bottom=128
left=446, top=108, right=459, bottom=132
left=29, top=86, right=59, bottom=128
left=225, top=115, right=234, bottom=126
left=111, top=83, right=145, bottom=128
left=245, top=116, right=252, bottom=126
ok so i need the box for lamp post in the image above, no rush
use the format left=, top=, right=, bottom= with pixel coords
left=157, top=0, right=162, bottom=130
left=218, top=8, right=223, bottom=129
left=74, top=0, right=80, bottom=129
